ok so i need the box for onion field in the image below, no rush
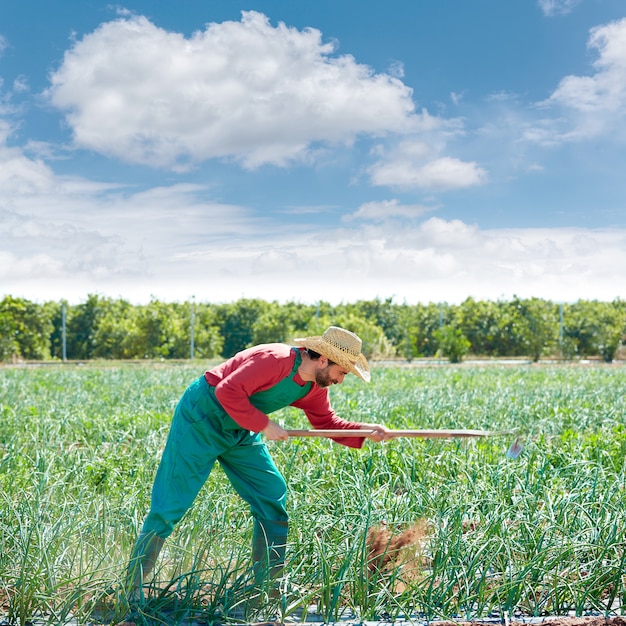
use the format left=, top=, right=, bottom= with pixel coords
left=1, top=362, right=626, bottom=625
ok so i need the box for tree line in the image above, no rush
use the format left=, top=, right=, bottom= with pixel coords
left=1, top=294, right=625, bottom=364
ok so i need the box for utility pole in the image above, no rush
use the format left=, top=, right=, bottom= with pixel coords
left=190, top=296, right=195, bottom=360
left=559, top=302, right=564, bottom=359
left=62, top=302, right=67, bottom=363
left=438, top=302, right=444, bottom=362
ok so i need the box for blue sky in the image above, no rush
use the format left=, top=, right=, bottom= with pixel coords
left=1, top=0, right=626, bottom=305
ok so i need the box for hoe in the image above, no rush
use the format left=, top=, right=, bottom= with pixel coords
left=285, top=428, right=524, bottom=458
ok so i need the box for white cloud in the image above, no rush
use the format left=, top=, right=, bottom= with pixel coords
left=3, top=151, right=624, bottom=304
left=45, top=11, right=418, bottom=170
left=1, top=116, right=617, bottom=305
left=0, top=125, right=264, bottom=285
left=527, top=163, right=545, bottom=172
left=537, top=0, right=582, bottom=17
left=387, top=60, right=405, bottom=79
left=345, top=199, right=436, bottom=222
left=539, top=18, right=626, bottom=140
left=368, top=145, right=488, bottom=190
left=13, top=76, right=29, bottom=93
left=450, top=91, right=464, bottom=105
left=0, top=120, right=58, bottom=193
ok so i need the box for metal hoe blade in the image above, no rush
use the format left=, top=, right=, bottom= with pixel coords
left=505, top=438, right=524, bottom=459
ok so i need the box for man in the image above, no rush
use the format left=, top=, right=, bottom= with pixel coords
left=126, top=325, right=390, bottom=607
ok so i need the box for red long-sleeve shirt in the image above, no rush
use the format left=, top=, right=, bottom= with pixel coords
left=204, top=343, right=366, bottom=448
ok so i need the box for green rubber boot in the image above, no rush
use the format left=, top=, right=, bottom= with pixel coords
left=125, top=531, right=166, bottom=603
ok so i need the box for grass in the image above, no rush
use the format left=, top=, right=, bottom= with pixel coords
left=1, top=362, right=626, bottom=624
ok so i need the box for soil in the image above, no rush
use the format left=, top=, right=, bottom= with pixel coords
left=439, top=620, right=626, bottom=626
left=112, top=615, right=626, bottom=626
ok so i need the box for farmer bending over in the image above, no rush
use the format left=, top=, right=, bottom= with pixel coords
left=126, top=325, right=390, bottom=604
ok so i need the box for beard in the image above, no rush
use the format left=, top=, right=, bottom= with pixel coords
left=315, top=366, right=336, bottom=388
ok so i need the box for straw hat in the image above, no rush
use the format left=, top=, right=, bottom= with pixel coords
left=294, top=326, right=370, bottom=383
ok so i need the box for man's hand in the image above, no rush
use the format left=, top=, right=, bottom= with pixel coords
left=361, top=423, right=392, bottom=443
left=262, top=419, right=290, bottom=441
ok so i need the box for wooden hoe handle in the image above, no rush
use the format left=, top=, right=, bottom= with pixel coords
left=285, top=428, right=501, bottom=439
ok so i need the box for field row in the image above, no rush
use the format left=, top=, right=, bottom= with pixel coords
left=1, top=363, right=626, bottom=624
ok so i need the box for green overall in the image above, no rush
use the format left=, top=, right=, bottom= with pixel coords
left=129, top=348, right=311, bottom=591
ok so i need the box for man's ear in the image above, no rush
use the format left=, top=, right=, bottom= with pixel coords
left=318, top=355, right=329, bottom=368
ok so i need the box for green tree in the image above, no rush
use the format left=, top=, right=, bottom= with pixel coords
left=512, top=297, right=559, bottom=361
left=48, top=301, right=67, bottom=360
left=281, top=301, right=318, bottom=335
left=251, top=302, right=296, bottom=345
left=564, top=300, right=626, bottom=362
left=133, top=299, right=188, bottom=359
left=434, top=324, right=471, bottom=363
left=353, top=298, right=405, bottom=347
left=191, top=302, right=224, bottom=359
left=0, top=299, right=19, bottom=361
left=492, top=297, right=558, bottom=360
left=217, top=299, right=272, bottom=358
left=91, top=299, right=139, bottom=359
left=491, top=301, right=524, bottom=357
left=65, top=294, right=107, bottom=360
left=0, top=296, right=53, bottom=361
left=406, top=302, right=450, bottom=358
left=593, top=301, right=625, bottom=363
left=392, top=304, right=417, bottom=361
left=456, top=297, right=501, bottom=356
left=564, top=301, right=600, bottom=360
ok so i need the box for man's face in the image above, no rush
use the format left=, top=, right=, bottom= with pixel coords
left=315, top=363, right=349, bottom=387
